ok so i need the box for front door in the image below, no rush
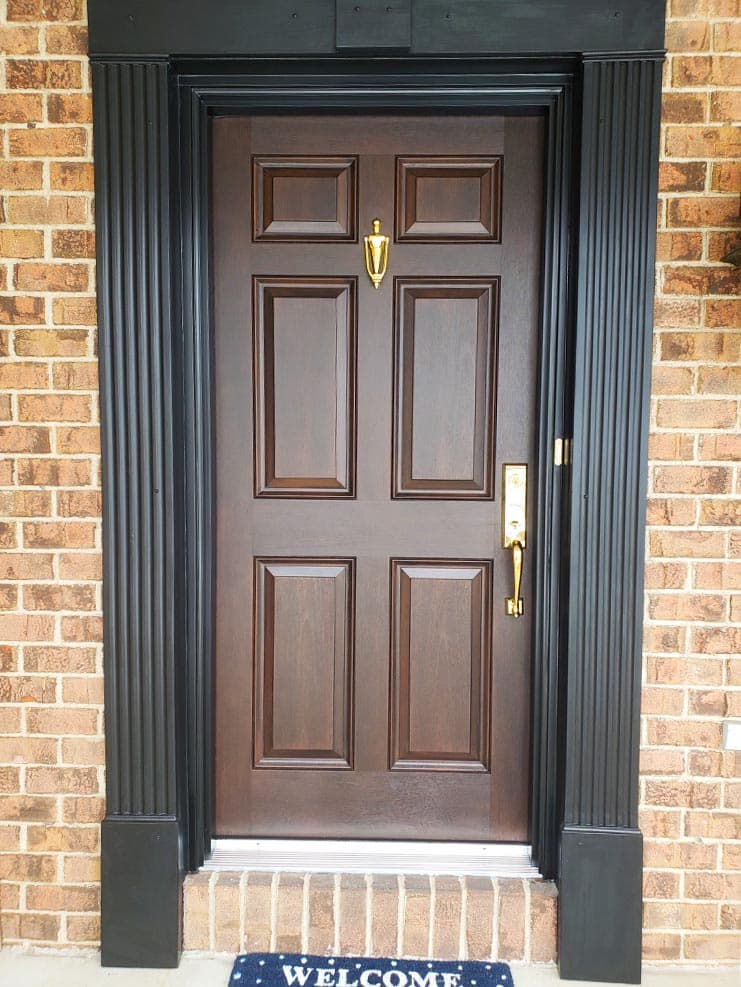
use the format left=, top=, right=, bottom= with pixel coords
left=212, top=113, right=544, bottom=842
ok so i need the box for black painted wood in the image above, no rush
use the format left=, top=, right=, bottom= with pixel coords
left=336, top=0, right=411, bottom=51
left=92, top=58, right=183, bottom=965
left=558, top=53, right=662, bottom=983
left=531, top=75, right=573, bottom=882
left=87, top=0, right=665, bottom=56
left=560, top=827, right=644, bottom=984
left=101, top=817, right=182, bottom=967
left=566, top=54, right=662, bottom=832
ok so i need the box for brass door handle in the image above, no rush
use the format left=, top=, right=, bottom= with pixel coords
left=506, top=539, right=524, bottom=618
left=502, top=464, right=527, bottom=618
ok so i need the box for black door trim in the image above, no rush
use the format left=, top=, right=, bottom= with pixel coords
left=90, top=14, right=664, bottom=982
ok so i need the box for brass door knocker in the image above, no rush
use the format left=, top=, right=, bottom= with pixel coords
left=363, top=218, right=390, bottom=289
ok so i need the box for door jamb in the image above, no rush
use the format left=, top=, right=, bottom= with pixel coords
left=177, top=63, right=574, bottom=880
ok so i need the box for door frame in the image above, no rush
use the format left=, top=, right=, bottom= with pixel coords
left=90, top=7, right=664, bottom=982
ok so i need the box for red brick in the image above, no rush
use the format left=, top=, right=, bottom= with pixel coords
left=498, top=879, right=525, bottom=961
left=6, top=58, right=82, bottom=90
left=711, top=162, right=741, bottom=193
left=0, top=614, right=54, bottom=641
left=26, top=707, right=99, bottom=736
left=370, top=874, right=399, bottom=956
left=45, top=25, right=87, bottom=53
left=52, top=297, right=97, bottom=325
left=653, top=467, right=731, bottom=495
left=0, top=92, right=43, bottom=122
left=49, top=161, right=94, bottom=191
left=0, top=26, right=40, bottom=53
left=667, top=195, right=741, bottom=228
left=67, top=915, right=100, bottom=943
left=16, top=457, right=92, bottom=486
left=658, top=160, right=706, bottom=191
left=655, top=231, right=703, bottom=262
left=26, top=884, right=99, bottom=912
left=14, top=329, right=89, bottom=357
left=51, top=230, right=96, bottom=259
left=307, top=873, right=335, bottom=954
left=660, top=94, right=706, bottom=124
left=8, top=126, right=87, bottom=158
left=0, top=296, right=45, bottom=326
left=23, top=645, right=96, bottom=673
left=15, top=263, right=90, bottom=294
left=213, top=873, right=242, bottom=953
left=61, top=615, right=103, bottom=642
left=5, top=194, right=88, bottom=225
left=244, top=872, right=272, bottom=952
left=275, top=873, right=304, bottom=953
left=666, top=20, right=710, bottom=51
left=0, top=160, right=44, bottom=190
left=338, top=874, right=366, bottom=955
left=529, top=882, right=557, bottom=963
left=24, top=522, right=96, bottom=548
left=56, top=426, right=100, bottom=454
left=0, top=553, right=54, bottom=580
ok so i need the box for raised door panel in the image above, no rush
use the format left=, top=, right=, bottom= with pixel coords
left=253, top=277, right=357, bottom=497
left=252, top=156, right=358, bottom=241
left=253, top=558, right=355, bottom=769
left=395, top=156, right=502, bottom=241
left=390, top=560, right=492, bottom=772
left=393, top=278, right=499, bottom=499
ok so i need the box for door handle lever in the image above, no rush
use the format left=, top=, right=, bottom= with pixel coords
left=502, top=464, right=527, bottom=619
left=506, top=539, right=524, bottom=618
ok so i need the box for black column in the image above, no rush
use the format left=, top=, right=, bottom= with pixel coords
left=559, top=54, right=663, bottom=985
left=92, top=58, right=183, bottom=968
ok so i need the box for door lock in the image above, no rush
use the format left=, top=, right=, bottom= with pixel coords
left=502, top=464, right=527, bottom=618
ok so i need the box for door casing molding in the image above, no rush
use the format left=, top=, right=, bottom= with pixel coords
left=89, top=4, right=665, bottom=980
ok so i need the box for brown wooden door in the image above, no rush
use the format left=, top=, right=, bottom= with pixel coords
left=213, top=114, right=544, bottom=842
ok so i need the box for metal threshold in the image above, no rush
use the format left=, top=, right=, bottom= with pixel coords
left=205, top=839, right=540, bottom=877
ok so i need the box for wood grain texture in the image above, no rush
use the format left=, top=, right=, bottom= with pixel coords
left=253, top=276, right=357, bottom=497
left=253, top=558, right=354, bottom=769
left=390, top=560, right=492, bottom=772
left=213, top=113, right=543, bottom=842
left=395, top=156, right=502, bottom=242
left=393, top=278, right=499, bottom=499
left=253, top=156, right=358, bottom=241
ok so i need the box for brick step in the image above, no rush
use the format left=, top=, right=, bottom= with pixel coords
left=183, top=872, right=557, bottom=963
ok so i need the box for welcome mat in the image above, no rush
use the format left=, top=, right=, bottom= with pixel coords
left=229, top=954, right=514, bottom=987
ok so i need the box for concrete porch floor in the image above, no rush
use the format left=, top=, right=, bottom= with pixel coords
left=0, top=953, right=738, bottom=987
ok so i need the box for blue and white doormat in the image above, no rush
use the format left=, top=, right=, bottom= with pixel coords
left=229, top=954, right=514, bottom=987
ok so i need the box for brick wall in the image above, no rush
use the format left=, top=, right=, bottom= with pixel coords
left=183, top=875, right=557, bottom=963
left=640, top=0, right=741, bottom=966
left=0, top=0, right=102, bottom=949
left=0, top=0, right=739, bottom=964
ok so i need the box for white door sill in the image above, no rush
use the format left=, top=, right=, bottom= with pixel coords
left=204, top=839, right=540, bottom=877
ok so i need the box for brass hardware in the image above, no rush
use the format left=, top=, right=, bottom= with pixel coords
left=554, top=437, right=572, bottom=466
left=503, top=464, right=527, bottom=618
left=363, top=218, right=390, bottom=289
left=506, top=540, right=524, bottom=618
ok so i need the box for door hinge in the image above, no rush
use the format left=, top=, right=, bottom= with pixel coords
left=554, top=437, right=572, bottom=467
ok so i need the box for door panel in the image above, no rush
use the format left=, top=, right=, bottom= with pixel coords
left=395, top=156, right=502, bottom=242
left=393, top=278, right=498, bottom=498
left=213, top=113, right=544, bottom=841
left=253, top=277, right=357, bottom=496
left=390, top=560, right=491, bottom=772
left=252, top=155, right=358, bottom=241
left=253, top=558, right=354, bottom=769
